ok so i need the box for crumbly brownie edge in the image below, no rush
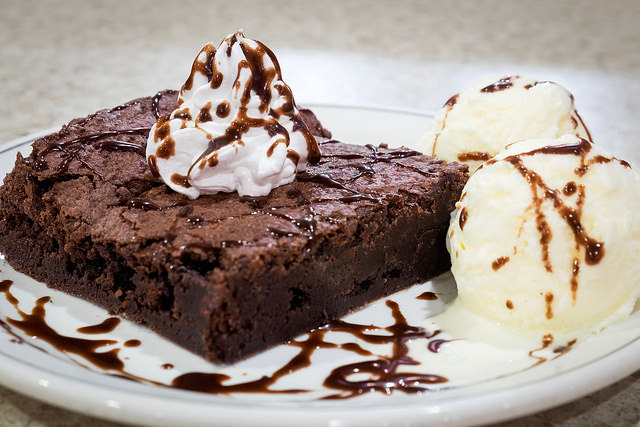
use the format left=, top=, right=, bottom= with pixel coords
left=0, top=168, right=460, bottom=362
left=206, top=209, right=457, bottom=362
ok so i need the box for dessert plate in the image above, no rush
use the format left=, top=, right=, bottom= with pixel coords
left=0, top=104, right=639, bottom=427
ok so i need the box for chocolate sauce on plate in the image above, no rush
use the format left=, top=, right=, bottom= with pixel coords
left=0, top=279, right=582, bottom=399
left=528, top=333, right=554, bottom=366
left=76, top=317, right=120, bottom=334
left=2, top=281, right=450, bottom=399
left=1, top=280, right=123, bottom=370
left=322, top=300, right=447, bottom=398
left=427, top=338, right=457, bottom=353
left=416, top=291, right=438, bottom=301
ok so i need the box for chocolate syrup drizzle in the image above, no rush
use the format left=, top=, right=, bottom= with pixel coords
left=545, top=292, right=554, bottom=319
left=503, top=138, right=612, bottom=302
left=318, top=300, right=448, bottom=398
left=528, top=333, right=554, bottom=366
left=553, top=338, right=577, bottom=356
left=526, top=334, right=579, bottom=367
left=481, top=76, right=516, bottom=93
left=0, top=280, right=123, bottom=370
left=2, top=279, right=450, bottom=398
left=427, top=338, right=458, bottom=353
left=431, top=94, right=459, bottom=157
left=76, top=317, right=120, bottom=334
left=128, top=141, right=432, bottom=251
left=492, top=256, right=510, bottom=271
left=458, top=207, right=468, bottom=230
left=1, top=279, right=582, bottom=399
left=319, top=143, right=435, bottom=181
left=416, top=291, right=438, bottom=301
left=33, top=91, right=166, bottom=175
left=126, top=197, right=187, bottom=211
left=457, top=151, right=491, bottom=162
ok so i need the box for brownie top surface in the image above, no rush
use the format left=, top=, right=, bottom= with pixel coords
left=11, top=90, right=468, bottom=270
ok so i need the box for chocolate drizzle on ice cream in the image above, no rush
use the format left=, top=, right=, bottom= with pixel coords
left=416, top=75, right=592, bottom=173
left=480, top=76, right=516, bottom=93
left=448, top=133, right=640, bottom=333
left=503, top=138, right=607, bottom=294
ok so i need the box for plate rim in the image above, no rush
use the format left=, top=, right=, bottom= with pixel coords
left=1, top=336, right=639, bottom=427
left=0, top=104, right=638, bottom=426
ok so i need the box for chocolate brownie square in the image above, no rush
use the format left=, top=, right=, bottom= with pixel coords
left=0, top=91, right=467, bottom=362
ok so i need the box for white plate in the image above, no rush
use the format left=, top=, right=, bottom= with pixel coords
left=0, top=105, right=639, bottom=427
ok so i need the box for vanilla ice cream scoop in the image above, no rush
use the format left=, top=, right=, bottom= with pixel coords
left=448, top=135, right=640, bottom=332
left=147, top=31, right=320, bottom=198
left=415, top=75, right=591, bottom=173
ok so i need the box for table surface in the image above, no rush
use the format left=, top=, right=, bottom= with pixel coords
left=0, top=0, right=638, bottom=425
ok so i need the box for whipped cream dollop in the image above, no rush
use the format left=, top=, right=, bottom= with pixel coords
left=147, top=31, right=321, bottom=198
left=415, top=75, right=591, bottom=173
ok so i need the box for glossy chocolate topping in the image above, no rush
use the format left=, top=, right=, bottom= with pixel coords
left=416, top=291, right=438, bottom=301
left=1, top=280, right=123, bottom=370
left=33, top=91, right=168, bottom=176
left=457, top=151, right=491, bottom=162
left=125, top=141, right=444, bottom=255
left=76, top=317, right=121, bottom=334
left=503, top=138, right=617, bottom=301
left=492, top=256, right=510, bottom=271
left=480, top=76, right=517, bottom=93
left=321, top=300, right=448, bottom=398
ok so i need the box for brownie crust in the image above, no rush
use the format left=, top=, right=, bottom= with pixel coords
left=0, top=91, right=467, bottom=363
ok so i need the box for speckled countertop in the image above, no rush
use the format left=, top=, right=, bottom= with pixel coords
left=0, top=0, right=639, bottom=425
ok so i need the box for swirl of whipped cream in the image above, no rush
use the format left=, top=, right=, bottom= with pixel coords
left=146, top=31, right=321, bottom=198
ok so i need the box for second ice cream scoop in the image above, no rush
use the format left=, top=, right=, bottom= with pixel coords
left=416, top=75, right=591, bottom=173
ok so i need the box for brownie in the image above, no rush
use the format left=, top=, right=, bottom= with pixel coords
left=0, top=90, right=468, bottom=363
